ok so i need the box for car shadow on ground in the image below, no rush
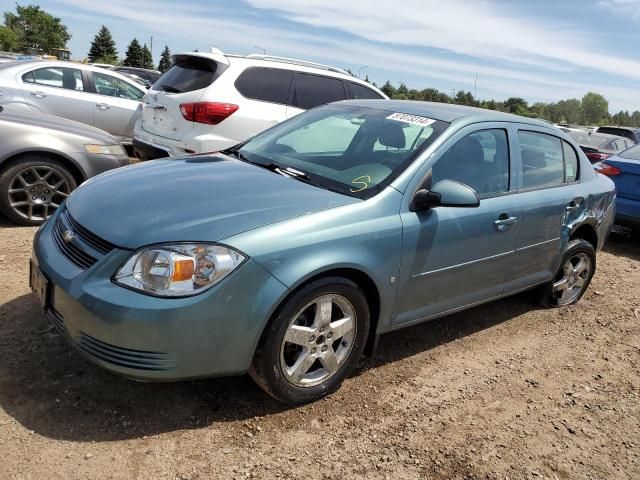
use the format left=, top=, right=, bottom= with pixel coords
left=604, top=231, right=640, bottom=261
left=0, top=289, right=537, bottom=443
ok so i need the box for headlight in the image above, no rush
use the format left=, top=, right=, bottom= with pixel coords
left=84, top=144, right=126, bottom=156
left=113, top=243, right=245, bottom=297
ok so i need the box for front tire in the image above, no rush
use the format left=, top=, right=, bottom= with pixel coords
left=0, top=156, right=76, bottom=226
left=540, top=239, right=596, bottom=307
left=250, top=277, right=370, bottom=404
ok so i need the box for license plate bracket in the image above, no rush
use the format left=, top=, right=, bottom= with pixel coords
left=29, top=260, right=50, bottom=310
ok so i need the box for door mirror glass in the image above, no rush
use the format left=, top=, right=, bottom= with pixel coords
left=411, top=179, right=480, bottom=211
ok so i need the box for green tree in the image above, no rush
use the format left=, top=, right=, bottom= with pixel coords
left=504, top=97, right=529, bottom=116
left=0, top=25, right=16, bottom=51
left=123, top=38, right=143, bottom=67
left=556, top=99, right=581, bottom=124
left=3, top=4, right=70, bottom=53
left=581, top=92, right=608, bottom=125
left=380, top=80, right=395, bottom=98
left=87, top=25, right=117, bottom=63
left=158, top=45, right=172, bottom=73
left=141, top=43, right=153, bottom=69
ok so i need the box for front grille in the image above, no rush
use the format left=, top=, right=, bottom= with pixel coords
left=52, top=213, right=97, bottom=269
left=62, top=208, right=115, bottom=255
left=78, top=332, right=177, bottom=371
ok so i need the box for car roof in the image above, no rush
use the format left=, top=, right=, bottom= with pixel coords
left=341, top=99, right=554, bottom=127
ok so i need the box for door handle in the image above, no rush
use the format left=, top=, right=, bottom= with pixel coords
left=30, top=91, right=47, bottom=98
left=566, top=197, right=583, bottom=212
left=494, top=214, right=518, bottom=231
left=96, top=103, right=111, bottom=110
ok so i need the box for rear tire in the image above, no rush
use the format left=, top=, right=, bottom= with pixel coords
left=0, top=156, right=76, bottom=226
left=540, top=239, right=596, bottom=307
left=250, top=277, right=370, bottom=404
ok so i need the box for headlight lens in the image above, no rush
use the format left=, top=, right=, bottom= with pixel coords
left=114, top=243, right=245, bottom=297
left=84, top=144, right=126, bottom=156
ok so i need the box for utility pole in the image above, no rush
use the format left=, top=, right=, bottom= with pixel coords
left=474, top=73, right=478, bottom=99
left=358, top=66, right=368, bottom=78
left=150, top=36, right=153, bottom=61
left=254, top=46, right=266, bottom=55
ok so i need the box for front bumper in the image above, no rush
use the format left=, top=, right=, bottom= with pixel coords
left=32, top=209, right=289, bottom=381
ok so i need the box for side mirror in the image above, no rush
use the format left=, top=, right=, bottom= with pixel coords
left=410, top=179, right=480, bottom=211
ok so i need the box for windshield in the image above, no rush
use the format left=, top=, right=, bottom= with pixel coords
left=234, top=105, right=449, bottom=199
left=620, top=144, right=640, bottom=160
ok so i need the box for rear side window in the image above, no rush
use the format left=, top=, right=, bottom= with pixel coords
left=23, top=67, right=84, bottom=91
left=235, top=67, right=293, bottom=105
left=349, top=81, right=383, bottom=99
left=155, top=55, right=221, bottom=93
left=519, top=131, right=565, bottom=188
left=562, top=141, right=579, bottom=182
left=292, top=73, right=346, bottom=110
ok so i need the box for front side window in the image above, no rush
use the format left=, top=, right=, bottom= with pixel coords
left=233, top=105, right=449, bottom=199
left=235, top=67, right=294, bottom=105
left=23, top=67, right=84, bottom=91
left=431, top=129, right=510, bottom=196
left=93, top=72, right=144, bottom=100
left=293, top=73, right=346, bottom=110
left=349, top=81, right=383, bottom=99
left=519, top=131, right=564, bottom=188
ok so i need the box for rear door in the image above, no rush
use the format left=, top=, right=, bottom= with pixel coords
left=140, top=54, right=229, bottom=141
left=285, top=73, right=347, bottom=119
left=606, top=147, right=640, bottom=219
left=88, top=71, right=144, bottom=140
left=20, top=65, right=94, bottom=126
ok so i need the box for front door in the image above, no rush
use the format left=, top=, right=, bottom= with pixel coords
left=394, top=126, right=519, bottom=325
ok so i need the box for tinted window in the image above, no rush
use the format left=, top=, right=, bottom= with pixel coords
left=519, top=131, right=564, bottom=188
left=23, top=67, right=84, bottom=91
left=598, top=127, right=634, bottom=141
left=93, top=72, right=144, bottom=100
left=349, top=81, right=383, bottom=99
left=562, top=141, right=579, bottom=182
left=156, top=55, right=220, bottom=93
left=235, top=67, right=293, bottom=104
left=432, top=129, right=510, bottom=196
left=237, top=105, right=449, bottom=199
left=293, top=74, right=346, bottom=109
left=620, top=144, right=640, bottom=160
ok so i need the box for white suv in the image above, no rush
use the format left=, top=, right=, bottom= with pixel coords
left=132, top=49, right=387, bottom=159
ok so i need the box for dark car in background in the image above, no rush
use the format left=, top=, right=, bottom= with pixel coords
left=112, top=67, right=161, bottom=87
left=567, top=130, right=634, bottom=163
left=596, top=126, right=640, bottom=144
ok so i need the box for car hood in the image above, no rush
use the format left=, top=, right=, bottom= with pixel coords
left=66, top=155, right=358, bottom=249
left=1, top=107, right=117, bottom=144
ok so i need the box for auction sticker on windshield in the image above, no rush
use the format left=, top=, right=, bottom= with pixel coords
left=386, top=112, right=436, bottom=127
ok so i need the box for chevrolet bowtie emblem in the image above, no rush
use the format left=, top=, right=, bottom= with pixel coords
left=62, top=229, right=75, bottom=244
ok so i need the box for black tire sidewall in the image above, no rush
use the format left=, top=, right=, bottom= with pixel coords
left=543, top=239, right=596, bottom=307
left=0, top=157, right=77, bottom=226
left=250, top=277, right=370, bottom=404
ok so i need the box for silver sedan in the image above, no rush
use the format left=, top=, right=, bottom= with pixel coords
left=0, top=106, right=130, bottom=225
left=0, top=60, right=145, bottom=144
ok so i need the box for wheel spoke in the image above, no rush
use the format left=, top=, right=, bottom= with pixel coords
left=314, top=297, right=333, bottom=327
left=30, top=167, right=43, bottom=181
left=553, top=278, right=569, bottom=292
left=320, top=349, right=339, bottom=373
left=329, top=316, right=353, bottom=340
left=43, top=204, right=49, bottom=219
left=574, top=277, right=585, bottom=288
left=41, top=169, right=54, bottom=182
left=574, top=258, right=588, bottom=275
left=287, top=350, right=315, bottom=382
left=560, top=287, right=572, bottom=301
left=54, top=191, right=69, bottom=199
left=27, top=204, right=33, bottom=219
left=10, top=200, right=29, bottom=208
left=8, top=188, right=27, bottom=194
left=17, top=174, right=30, bottom=187
left=284, top=324, right=315, bottom=347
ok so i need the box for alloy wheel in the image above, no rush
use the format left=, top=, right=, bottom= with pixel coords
left=280, top=294, right=356, bottom=387
left=552, top=253, right=592, bottom=304
left=7, top=166, right=70, bottom=221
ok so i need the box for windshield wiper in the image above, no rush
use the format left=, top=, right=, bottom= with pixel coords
left=225, top=149, right=324, bottom=187
left=158, top=84, right=182, bottom=93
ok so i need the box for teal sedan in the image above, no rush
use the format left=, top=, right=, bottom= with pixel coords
left=31, top=101, right=615, bottom=403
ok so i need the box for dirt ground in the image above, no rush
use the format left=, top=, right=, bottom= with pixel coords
left=0, top=217, right=638, bottom=480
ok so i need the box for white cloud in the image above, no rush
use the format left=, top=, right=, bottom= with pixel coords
left=598, top=0, right=640, bottom=19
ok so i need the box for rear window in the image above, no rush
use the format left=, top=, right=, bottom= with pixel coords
left=620, top=144, right=640, bottom=160
left=155, top=55, right=223, bottom=93
left=598, top=127, right=633, bottom=141
left=349, top=81, right=383, bottom=99
left=568, top=131, right=610, bottom=148
left=235, top=67, right=293, bottom=105
left=292, top=73, right=346, bottom=110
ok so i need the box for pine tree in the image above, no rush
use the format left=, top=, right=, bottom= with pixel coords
left=158, top=45, right=172, bottom=73
left=88, top=25, right=118, bottom=64
left=141, top=43, right=153, bottom=70
left=123, top=38, right=143, bottom=67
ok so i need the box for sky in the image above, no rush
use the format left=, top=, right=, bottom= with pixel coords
left=3, top=0, right=640, bottom=112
